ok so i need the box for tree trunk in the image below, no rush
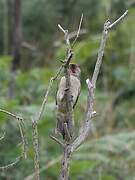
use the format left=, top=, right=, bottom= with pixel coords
left=8, top=0, right=22, bottom=98
left=12, top=0, right=22, bottom=71
left=7, top=0, right=14, bottom=55
left=2, top=0, right=8, bottom=55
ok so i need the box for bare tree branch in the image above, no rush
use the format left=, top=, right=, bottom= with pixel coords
left=24, top=156, right=62, bottom=180
left=57, top=21, right=75, bottom=180
left=0, top=156, right=22, bottom=170
left=36, top=78, right=54, bottom=122
left=53, top=29, right=87, bottom=48
left=0, top=131, right=5, bottom=141
left=0, top=109, right=27, bottom=159
left=108, top=10, right=128, bottom=29
left=0, top=109, right=27, bottom=173
left=69, top=29, right=87, bottom=39
left=32, top=120, right=40, bottom=180
left=37, top=65, right=64, bottom=122
left=51, top=10, right=128, bottom=180
left=58, top=24, right=66, bottom=34
left=0, top=10, right=127, bottom=180
left=71, top=10, right=128, bottom=153
left=31, top=64, right=64, bottom=180
left=0, top=108, right=23, bottom=120
left=60, top=145, right=71, bottom=180
left=17, top=118, right=27, bottom=159
left=50, top=134, right=65, bottom=147
left=72, top=13, right=83, bottom=48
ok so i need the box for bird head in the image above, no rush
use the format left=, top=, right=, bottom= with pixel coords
left=69, top=63, right=81, bottom=78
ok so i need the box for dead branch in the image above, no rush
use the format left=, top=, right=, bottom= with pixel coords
left=0, top=156, right=22, bottom=170
left=56, top=15, right=84, bottom=180
left=17, top=117, right=27, bottom=159
left=53, top=29, right=87, bottom=48
left=60, top=145, right=71, bottom=180
left=69, top=29, right=87, bottom=39
left=108, top=10, right=128, bottom=29
left=50, top=134, right=64, bottom=147
left=37, top=65, right=64, bottom=122
left=70, top=10, right=128, bottom=153
left=51, top=10, right=128, bottom=180
left=58, top=23, right=74, bottom=141
left=24, top=156, right=62, bottom=180
left=32, top=119, right=40, bottom=180
left=72, top=13, right=84, bottom=48
left=0, top=109, right=23, bottom=120
left=0, top=109, right=27, bottom=163
left=0, top=132, right=5, bottom=141
left=0, top=9, right=128, bottom=180
left=50, top=23, right=74, bottom=179
left=31, top=64, right=64, bottom=180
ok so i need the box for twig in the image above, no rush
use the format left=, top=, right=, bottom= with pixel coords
left=0, top=109, right=22, bottom=120
left=53, top=10, right=128, bottom=180
left=0, top=109, right=27, bottom=159
left=36, top=78, right=54, bottom=122
left=91, top=20, right=110, bottom=88
left=63, top=123, right=71, bottom=142
left=58, top=21, right=74, bottom=180
left=63, top=24, right=74, bottom=140
left=53, top=29, right=87, bottom=48
left=24, top=156, right=62, bottom=180
left=53, top=65, right=64, bottom=80
left=32, top=119, right=40, bottom=180
left=31, top=64, right=63, bottom=180
left=71, top=10, right=128, bottom=153
left=0, top=156, right=22, bottom=170
left=58, top=24, right=66, bottom=34
left=36, top=65, right=64, bottom=122
left=72, top=13, right=83, bottom=48
left=0, top=132, right=5, bottom=141
left=69, top=29, right=87, bottom=40
left=71, top=79, right=94, bottom=152
left=17, top=118, right=27, bottom=159
left=50, top=134, right=65, bottom=147
left=58, top=24, right=71, bottom=50
left=108, top=10, right=128, bottom=29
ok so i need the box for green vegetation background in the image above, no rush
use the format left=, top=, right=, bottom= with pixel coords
left=0, top=0, right=135, bottom=179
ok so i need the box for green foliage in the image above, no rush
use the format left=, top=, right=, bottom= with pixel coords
left=0, top=0, right=134, bottom=179
left=72, top=131, right=135, bottom=179
left=0, top=56, right=11, bottom=94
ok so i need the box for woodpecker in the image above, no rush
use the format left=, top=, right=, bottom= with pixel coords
left=56, top=63, right=81, bottom=140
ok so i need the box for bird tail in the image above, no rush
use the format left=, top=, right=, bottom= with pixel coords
left=56, top=112, right=66, bottom=139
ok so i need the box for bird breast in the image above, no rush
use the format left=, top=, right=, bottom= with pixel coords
left=57, top=75, right=80, bottom=106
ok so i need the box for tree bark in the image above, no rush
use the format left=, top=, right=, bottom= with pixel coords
left=12, top=0, right=22, bottom=71
left=2, top=0, right=8, bottom=55
left=8, top=0, right=22, bottom=98
left=60, top=145, right=71, bottom=180
left=7, top=0, right=14, bottom=55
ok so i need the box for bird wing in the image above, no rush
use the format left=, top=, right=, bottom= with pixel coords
left=73, top=83, right=81, bottom=109
left=70, top=75, right=81, bottom=108
left=56, top=75, right=81, bottom=108
left=56, top=76, right=66, bottom=105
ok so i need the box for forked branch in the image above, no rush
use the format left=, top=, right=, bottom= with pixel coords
left=71, top=10, right=128, bottom=153
left=0, top=109, right=27, bottom=169
left=54, top=10, right=128, bottom=180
